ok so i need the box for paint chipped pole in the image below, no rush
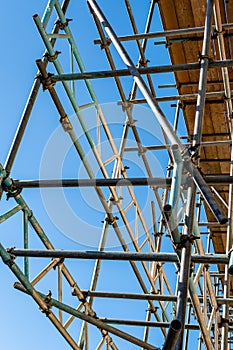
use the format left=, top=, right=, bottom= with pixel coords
left=86, top=0, right=227, bottom=226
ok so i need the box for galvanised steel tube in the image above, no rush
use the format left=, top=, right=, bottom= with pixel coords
left=163, top=204, right=180, bottom=245
left=169, top=144, right=183, bottom=216
left=12, top=175, right=233, bottom=189
left=87, top=0, right=227, bottom=225
left=35, top=61, right=164, bottom=295
left=82, top=290, right=178, bottom=302
left=14, top=177, right=171, bottom=188
left=9, top=249, right=229, bottom=264
left=99, top=318, right=197, bottom=330
left=175, top=186, right=195, bottom=350
left=50, top=60, right=233, bottom=81
left=93, top=23, right=233, bottom=44
left=192, top=0, right=214, bottom=149
left=0, top=243, right=81, bottom=350
left=162, top=319, right=182, bottom=350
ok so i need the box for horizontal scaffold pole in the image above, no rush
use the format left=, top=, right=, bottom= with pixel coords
left=93, top=22, right=233, bottom=44
left=9, top=249, right=229, bottom=264
left=76, top=290, right=233, bottom=306
left=50, top=59, right=233, bottom=81
left=13, top=175, right=233, bottom=188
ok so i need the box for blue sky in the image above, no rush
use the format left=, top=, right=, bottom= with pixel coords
left=0, top=1, right=199, bottom=349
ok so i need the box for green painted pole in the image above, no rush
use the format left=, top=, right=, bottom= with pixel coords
left=23, top=211, right=29, bottom=279
left=0, top=205, right=22, bottom=224
left=33, top=14, right=95, bottom=149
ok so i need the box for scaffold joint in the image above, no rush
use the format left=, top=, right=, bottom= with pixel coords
left=2, top=180, right=22, bottom=200
left=26, top=209, right=33, bottom=219
left=103, top=216, right=119, bottom=225
left=41, top=290, right=52, bottom=315
left=126, top=119, right=137, bottom=127
left=154, top=231, right=164, bottom=238
left=5, top=247, right=16, bottom=266
left=110, top=196, right=123, bottom=204
left=139, top=58, right=150, bottom=67
left=212, top=28, right=225, bottom=38
left=198, top=52, right=212, bottom=63
left=54, top=18, right=72, bottom=30
left=120, top=166, right=130, bottom=176
left=100, top=38, right=111, bottom=50
left=53, top=258, right=64, bottom=269
left=119, top=101, right=133, bottom=113
left=60, top=115, right=73, bottom=132
left=72, top=287, right=86, bottom=303
left=38, top=72, right=56, bottom=91
left=138, top=148, right=146, bottom=157
left=188, top=145, right=199, bottom=160
left=44, top=50, right=61, bottom=62
left=167, top=164, right=174, bottom=171
left=219, top=317, right=229, bottom=327
left=177, top=234, right=200, bottom=248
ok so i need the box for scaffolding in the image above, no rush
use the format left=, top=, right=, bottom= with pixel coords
left=1, top=0, right=233, bottom=349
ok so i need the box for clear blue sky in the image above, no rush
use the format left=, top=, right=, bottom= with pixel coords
left=0, top=1, right=194, bottom=349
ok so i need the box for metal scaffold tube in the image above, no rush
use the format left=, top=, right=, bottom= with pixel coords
left=7, top=248, right=229, bottom=264
left=93, top=22, right=233, bottom=45
left=162, top=319, right=182, bottom=350
left=192, top=0, right=214, bottom=149
left=50, top=59, right=233, bottom=82
left=1, top=0, right=233, bottom=348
